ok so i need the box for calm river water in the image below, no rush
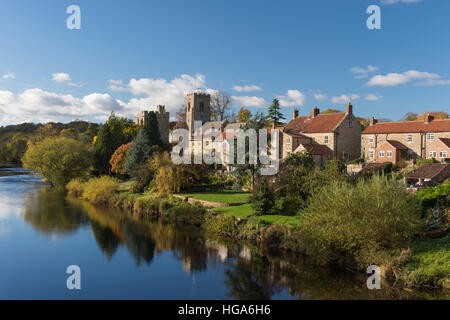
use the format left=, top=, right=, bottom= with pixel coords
left=0, top=169, right=444, bottom=299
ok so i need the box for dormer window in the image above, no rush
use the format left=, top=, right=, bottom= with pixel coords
left=427, top=132, right=435, bottom=140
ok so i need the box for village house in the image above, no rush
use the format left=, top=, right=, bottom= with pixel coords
left=361, top=115, right=450, bottom=165
left=404, top=163, right=450, bottom=188
left=281, top=103, right=362, bottom=166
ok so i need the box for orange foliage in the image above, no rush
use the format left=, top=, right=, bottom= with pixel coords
left=109, top=142, right=132, bottom=175
left=417, top=112, right=449, bottom=120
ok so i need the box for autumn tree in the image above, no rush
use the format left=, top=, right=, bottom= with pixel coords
left=110, top=142, right=132, bottom=175
left=22, top=137, right=92, bottom=186
left=237, top=107, right=252, bottom=123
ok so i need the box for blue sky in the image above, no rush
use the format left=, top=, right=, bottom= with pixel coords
left=0, top=0, right=449, bottom=125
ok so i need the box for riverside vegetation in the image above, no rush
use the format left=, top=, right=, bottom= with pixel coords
left=19, top=112, right=450, bottom=292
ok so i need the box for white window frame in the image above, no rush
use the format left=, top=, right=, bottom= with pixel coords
left=368, top=150, right=374, bottom=159
left=324, top=135, right=329, bottom=144
left=369, top=135, right=374, bottom=143
left=379, top=151, right=385, bottom=158
left=429, top=151, right=437, bottom=158
left=439, top=151, right=447, bottom=159
left=386, top=151, right=393, bottom=158
left=286, top=137, right=291, bottom=145
left=427, top=132, right=435, bottom=140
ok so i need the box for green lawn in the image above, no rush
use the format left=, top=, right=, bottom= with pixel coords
left=403, top=233, right=450, bottom=288
left=253, top=215, right=301, bottom=228
left=178, top=190, right=250, bottom=204
left=213, top=203, right=254, bottom=219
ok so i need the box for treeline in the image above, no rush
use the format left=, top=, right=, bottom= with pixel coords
left=0, top=120, right=101, bottom=164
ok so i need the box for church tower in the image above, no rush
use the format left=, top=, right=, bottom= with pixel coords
left=185, top=92, right=211, bottom=137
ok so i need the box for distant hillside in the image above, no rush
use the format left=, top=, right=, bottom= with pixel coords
left=0, top=121, right=100, bottom=164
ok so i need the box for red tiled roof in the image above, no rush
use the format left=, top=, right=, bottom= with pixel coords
left=438, top=138, right=450, bottom=148
left=283, top=113, right=346, bottom=134
left=385, top=140, right=408, bottom=150
left=298, top=144, right=333, bottom=156
left=406, top=163, right=449, bottom=179
left=362, top=119, right=450, bottom=134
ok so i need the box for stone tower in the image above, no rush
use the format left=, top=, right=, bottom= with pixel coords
left=135, top=105, right=170, bottom=145
left=185, top=92, right=211, bottom=137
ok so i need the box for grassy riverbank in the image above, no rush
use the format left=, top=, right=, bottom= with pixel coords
left=66, top=176, right=449, bottom=291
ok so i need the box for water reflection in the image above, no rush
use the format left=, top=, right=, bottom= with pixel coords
left=13, top=182, right=446, bottom=299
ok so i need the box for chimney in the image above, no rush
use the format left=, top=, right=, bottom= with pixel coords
left=425, top=113, right=434, bottom=124
left=311, top=107, right=320, bottom=118
left=346, top=103, right=353, bottom=114
left=370, top=117, right=378, bottom=126
left=293, top=109, right=299, bottom=120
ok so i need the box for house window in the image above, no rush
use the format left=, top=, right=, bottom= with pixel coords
left=286, top=137, right=291, bottom=145
left=427, top=132, right=435, bottom=140
left=407, top=134, right=412, bottom=142
left=379, top=151, right=385, bottom=158
left=369, top=135, right=374, bottom=143
left=200, top=102, right=205, bottom=113
left=429, top=151, right=437, bottom=158
left=368, top=150, right=374, bottom=159
left=324, top=136, right=329, bottom=144
left=439, top=151, right=447, bottom=159
left=349, top=121, right=353, bottom=128
left=386, top=151, right=393, bottom=158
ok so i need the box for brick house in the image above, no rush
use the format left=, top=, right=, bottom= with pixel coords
left=281, top=103, right=362, bottom=164
left=362, top=115, right=450, bottom=163
left=374, top=140, right=408, bottom=165
left=426, top=138, right=450, bottom=162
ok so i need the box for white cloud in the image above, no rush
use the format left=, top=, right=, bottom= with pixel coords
left=367, top=70, right=440, bottom=86
left=108, top=79, right=128, bottom=92
left=232, top=85, right=262, bottom=92
left=350, top=65, right=378, bottom=78
left=314, top=93, right=327, bottom=100
left=52, top=72, right=71, bottom=83
left=231, top=96, right=267, bottom=108
left=381, top=0, right=422, bottom=4
left=332, top=94, right=360, bottom=104
left=2, top=72, right=16, bottom=80
left=0, top=88, right=123, bottom=125
left=276, top=90, right=306, bottom=107
left=365, top=94, right=383, bottom=101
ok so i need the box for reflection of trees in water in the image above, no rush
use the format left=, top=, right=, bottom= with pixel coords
left=28, top=190, right=425, bottom=300
left=23, top=187, right=89, bottom=235
left=90, top=221, right=121, bottom=261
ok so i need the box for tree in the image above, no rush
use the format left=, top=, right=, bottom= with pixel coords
left=250, top=177, right=275, bottom=216
left=93, top=112, right=130, bottom=174
left=175, top=106, right=186, bottom=129
left=110, top=143, right=132, bottom=175
left=403, top=112, right=419, bottom=121
left=124, top=128, right=153, bottom=176
left=22, top=137, right=92, bottom=186
left=233, top=113, right=268, bottom=191
left=143, top=111, right=163, bottom=147
left=267, top=99, right=285, bottom=127
left=237, top=107, right=252, bottom=123
left=211, top=91, right=232, bottom=121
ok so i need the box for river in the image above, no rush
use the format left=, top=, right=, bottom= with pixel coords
left=0, top=169, right=443, bottom=299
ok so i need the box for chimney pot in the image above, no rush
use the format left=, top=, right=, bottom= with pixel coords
left=346, top=103, right=353, bottom=114
left=293, top=109, right=299, bottom=120
left=370, top=117, right=378, bottom=126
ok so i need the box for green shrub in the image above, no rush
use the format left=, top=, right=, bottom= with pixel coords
left=82, top=176, right=119, bottom=204
left=204, top=212, right=239, bottom=237
left=295, top=175, right=424, bottom=268
left=415, top=158, right=438, bottom=166
left=66, top=179, right=86, bottom=197
left=250, top=178, right=275, bottom=216
left=416, top=180, right=450, bottom=209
